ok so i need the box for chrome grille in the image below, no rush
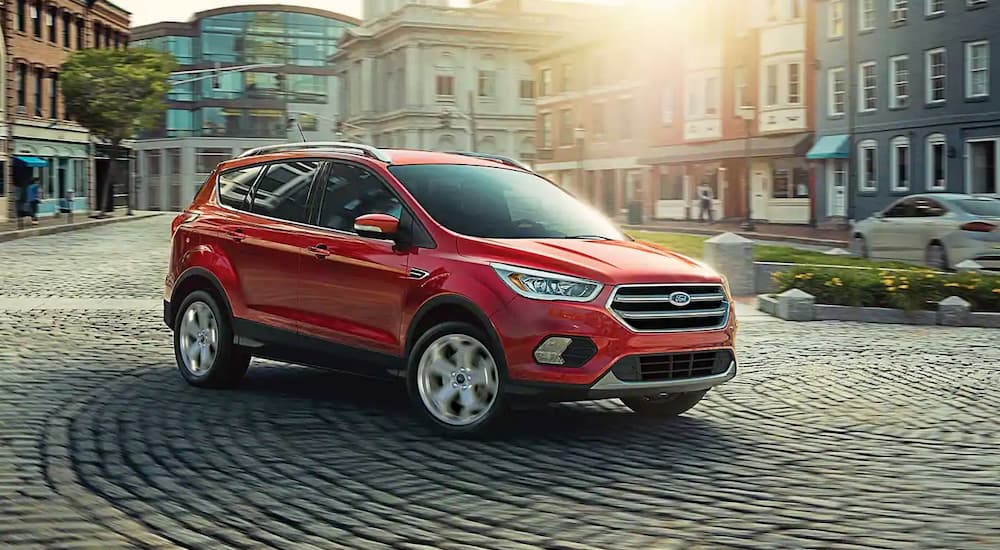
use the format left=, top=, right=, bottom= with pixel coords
left=608, top=284, right=730, bottom=332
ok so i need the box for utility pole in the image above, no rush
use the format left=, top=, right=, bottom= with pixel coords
left=467, top=90, right=478, bottom=151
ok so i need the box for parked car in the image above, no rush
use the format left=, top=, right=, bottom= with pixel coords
left=164, top=142, right=737, bottom=435
left=852, top=194, right=1000, bottom=271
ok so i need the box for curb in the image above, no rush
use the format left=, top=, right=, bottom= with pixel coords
left=0, top=212, right=165, bottom=243
left=624, top=224, right=849, bottom=248
left=757, top=294, right=1000, bottom=328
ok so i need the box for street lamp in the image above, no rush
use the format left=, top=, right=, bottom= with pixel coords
left=737, top=105, right=756, bottom=231
left=574, top=126, right=586, bottom=197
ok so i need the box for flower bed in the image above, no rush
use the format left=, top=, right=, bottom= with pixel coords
left=772, top=265, right=1000, bottom=313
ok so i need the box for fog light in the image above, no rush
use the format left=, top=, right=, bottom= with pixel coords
left=534, top=337, right=573, bottom=365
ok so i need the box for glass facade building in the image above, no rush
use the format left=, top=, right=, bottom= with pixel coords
left=130, top=5, right=359, bottom=211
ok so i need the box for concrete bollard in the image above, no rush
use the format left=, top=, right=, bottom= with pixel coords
left=703, top=232, right=755, bottom=296
left=955, top=259, right=983, bottom=273
left=775, top=288, right=815, bottom=321
left=938, top=296, right=972, bottom=326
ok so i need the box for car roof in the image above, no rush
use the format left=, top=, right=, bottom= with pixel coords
left=217, top=146, right=529, bottom=173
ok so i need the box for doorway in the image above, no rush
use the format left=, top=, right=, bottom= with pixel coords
left=968, top=139, right=997, bottom=194
left=827, top=160, right=847, bottom=217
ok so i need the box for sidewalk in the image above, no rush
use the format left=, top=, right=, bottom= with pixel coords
left=623, top=219, right=850, bottom=248
left=0, top=210, right=164, bottom=243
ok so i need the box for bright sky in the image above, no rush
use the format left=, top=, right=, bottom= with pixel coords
left=118, top=0, right=478, bottom=26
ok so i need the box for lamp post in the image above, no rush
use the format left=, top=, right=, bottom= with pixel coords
left=574, top=126, right=586, bottom=196
left=737, top=105, right=756, bottom=231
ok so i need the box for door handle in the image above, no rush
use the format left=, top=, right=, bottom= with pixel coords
left=307, top=243, right=331, bottom=258
left=226, top=229, right=246, bottom=242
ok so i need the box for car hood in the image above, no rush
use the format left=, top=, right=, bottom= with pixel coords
left=459, top=237, right=722, bottom=285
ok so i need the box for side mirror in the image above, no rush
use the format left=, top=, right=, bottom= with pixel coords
left=354, top=213, right=399, bottom=240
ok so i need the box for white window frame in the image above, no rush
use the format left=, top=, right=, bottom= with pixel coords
left=925, top=47, right=947, bottom=104
left=705, top=76, right=719, bottom=115
left=829, top=67, right=847, bottom=116
left=890, top=0, right=908, bottom=23
left=858, top=139, right=878, bottom=191
left=734, top=66, right=746, bottom=111
left=539, top=112, right=552, bottom=148
left=966, top=0, right=988, bottom=7
left=788, top=62, right=801, bottom=104
left=890, top=136, right=911, bottom=192
left=965, top=40, right=990, bottom=98
left=926, top=0, right=945, bottom=15
left=829, top=0, right=845, bottom=38
left=859, top=61, right=878, bottom=112
left=889, top=54, right=909, bottom=108
left=766, top=64, right=779, bottom=106
left=926, top=133, right=948, bottom=191
left=859, top=0, right=876, bottom=30
left=661, top=86, right=673, bottom=126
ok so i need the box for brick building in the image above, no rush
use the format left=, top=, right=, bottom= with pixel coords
left=3, top=0, right=131, bottom=221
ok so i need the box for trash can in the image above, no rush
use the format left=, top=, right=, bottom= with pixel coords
left=627, top=200, right=643, bottom=225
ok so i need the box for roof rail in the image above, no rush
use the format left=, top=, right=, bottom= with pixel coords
left=446, top=151, right=532, bottom=171
left=237, top=142, right=392, bottom=163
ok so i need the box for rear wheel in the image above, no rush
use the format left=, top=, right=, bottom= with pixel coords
left=925, top=243, right=950, bottom=271
left=407, top=322, right=507, bottom=436
left=622, top=390, right=708, bottom=418
left=173, top=290, right=251, bottom=388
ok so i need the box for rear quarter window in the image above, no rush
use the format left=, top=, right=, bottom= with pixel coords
left=217, top=165, right=263, bottom=210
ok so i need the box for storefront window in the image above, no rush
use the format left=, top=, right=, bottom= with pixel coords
left=72, top=159, right=86, bottom=202
left=658, top=169, right=684, bottom=200
left=772, top=165, right=810, bottom=198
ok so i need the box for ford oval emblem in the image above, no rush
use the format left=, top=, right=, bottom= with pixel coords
left=668, top=291, right=692, bottom=307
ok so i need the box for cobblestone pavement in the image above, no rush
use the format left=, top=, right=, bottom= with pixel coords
left=1, top=217, right=998, bottom=549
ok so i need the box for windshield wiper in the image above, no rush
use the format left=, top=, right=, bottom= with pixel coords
left=564, top=234, right=615, bottom=240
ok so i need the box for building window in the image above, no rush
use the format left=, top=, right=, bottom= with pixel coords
left=47, top=6, right=57, bottom=43
left=561, top=64, right=573, bottom=92
left=891, top=136, right=910, bottom=191
left=890, top=0, right=908, bottom=22
left=927, top=0, right=945, bottom=15
left=889, top=55, right=909, bottom=108
left=435, top=75, right=454, bottom=98
left=620, top=97, right=635, bottom=139
left=558, top=108, right=573, bottom=146
left=50, top=73, right=58, bottom=119
left=592, top=102, right=606, bottom=141
left=860, top=0, right=876, bottom=30
left=926, top=47, right=947, bottom=103
left=927, top=134, right=947, bottom=190
left=659, top=170, right=684, bottom=200
left=661, top=85, right=674, bottom=125
left=76, top=19, right=84, bottom=50
left=966, top=41, right=990, bottom=98
left=17, top=0, right=26, bottom=32
left=859, top=61, right=877, bottom=111
left=62, top=12, right=71, bottom=47
left=519, top=79, right=535, bottom=100
left=34, top=67, right=44, bottom=117
left=829, top=0, right=845, bottom=37
left=539, top=68, right=552, bottom=96
left=734, top=66, right=746, bottom=110
left=788, top=63, right=801, bottom=104
left=16, top=64, right=27, bottom=108
left=772, top=167, right=810, bottom=198
left=93, top=22, right=102, bottom=47
left=31, top=1, right=41, bottom=38
left=858, top=140, right=878, bottom=191
left=829, top=67, right=847, bottom=115
left=195, top=148, right=231, bottom=175
left=766, top=64, right=779, bottom=105
left=540, top=112, right=552, bottom=148
left=477, top=70, right=496, bottom=99
left=705, top=77, right=719, bottom=115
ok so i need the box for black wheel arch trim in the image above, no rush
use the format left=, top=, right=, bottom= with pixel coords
left=405, top=294, right=506, bottom=366
left=167, top=267, right=234, bottom=328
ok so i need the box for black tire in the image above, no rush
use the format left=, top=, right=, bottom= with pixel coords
left=622, top=390, right=708, bottom=418
left=925, top=243, right=950, bottom=271
left=852, top=235, right=869, bottom=259
left=173, top=290, right=251, bottom=389
left=406, top=321, right=508, bottom=437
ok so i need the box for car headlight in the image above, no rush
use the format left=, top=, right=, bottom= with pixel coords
left=491, top=263, right=603, bottom=302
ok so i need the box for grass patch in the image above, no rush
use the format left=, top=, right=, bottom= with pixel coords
left=630, top=230, right=917, bottom=269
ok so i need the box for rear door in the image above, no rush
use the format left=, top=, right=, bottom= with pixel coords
left=869, top=198, right=913, bottom=259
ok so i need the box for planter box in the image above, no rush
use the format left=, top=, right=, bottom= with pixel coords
left=814, top=304, right=937, bottom=325
left=757, top=294, right=778, bottom=316
left=969, top=312, right=1000, bottom=329
left=757, top=293, right=996, bottom=328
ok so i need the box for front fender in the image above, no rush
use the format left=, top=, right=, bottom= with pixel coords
left=172, top=244, right=246, bottom=320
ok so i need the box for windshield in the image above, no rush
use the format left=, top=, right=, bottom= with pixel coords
left=388, top=164, right=626, bottom=240
left=957, top=198, right=1000, bottom=218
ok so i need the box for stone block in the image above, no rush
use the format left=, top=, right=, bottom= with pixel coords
left=775, top=288, right=814, bottom=321
left=938, top=296, right=971, bottom=326
left=757, top=294, right=778, bottom=316
left=955, top=259, right=983, bottom=273
left=704, top=232, right=754, bottom=296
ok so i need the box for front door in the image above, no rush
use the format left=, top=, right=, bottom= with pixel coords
left=296, top=161, right=411, bottom=362
left=827, top=160, right=847, bottom=217
left=968, top=140, right=998, bottom=194
left=751, top=167, right=769, bottom=221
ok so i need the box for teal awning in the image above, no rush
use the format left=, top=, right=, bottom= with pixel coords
left=13, top=155, right=48, bottom=167
left=806, top=135, right=850, bottom=160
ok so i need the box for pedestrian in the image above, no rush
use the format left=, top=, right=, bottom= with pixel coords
left=25, top=177, right=41, bottom=226
left=697, top=181, right=714, bottom=223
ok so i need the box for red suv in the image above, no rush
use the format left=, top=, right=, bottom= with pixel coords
left=165, top=142, right=737, bottom=435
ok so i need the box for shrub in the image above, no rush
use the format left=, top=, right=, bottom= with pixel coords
left=772, top=266, right=1000, bottom=312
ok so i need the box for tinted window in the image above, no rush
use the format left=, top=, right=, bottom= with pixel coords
left=217, top=165, right=262, bottom=210
left=250, top=160, right=320, bottom=222
left=957, top=198, right=1000, bottom=217
left=316, top=163, right=401, bottom=232
left=913, top=198, right=947, bottom=217
left=883, top=199, right=915, bottom=218
left=389, top=164, right=625, bottom=240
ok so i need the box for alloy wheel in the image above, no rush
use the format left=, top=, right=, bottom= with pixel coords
left=416, top=334, right=500, bottom=426
left=178, top=301, right=219, bottom=376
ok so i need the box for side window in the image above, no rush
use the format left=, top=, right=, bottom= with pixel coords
left=217, top=165, right=262, bottom=210
left=883, top=198, right=914, bottom=217
left=250, top=160, right=321, bottom=223
left=914, top=198, right=947, bottom=217
left=316, top=163, right=402, bottom=232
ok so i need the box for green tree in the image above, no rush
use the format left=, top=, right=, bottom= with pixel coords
left=61, top=48, right=176, bottom=214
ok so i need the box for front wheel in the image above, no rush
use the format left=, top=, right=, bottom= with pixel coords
left=173, top=290, right=251, bottom=388
left=407, top=322, right=507, bottom=436
left=925, top=243, right=950, bottom=271
left=622, top=390, right=708, bottom=418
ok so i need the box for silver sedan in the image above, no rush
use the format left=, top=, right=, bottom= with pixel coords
left=851, top=194, right=1000, bottom=271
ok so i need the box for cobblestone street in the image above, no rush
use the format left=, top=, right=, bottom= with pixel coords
left=1, top=216, right=998, bottom=549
